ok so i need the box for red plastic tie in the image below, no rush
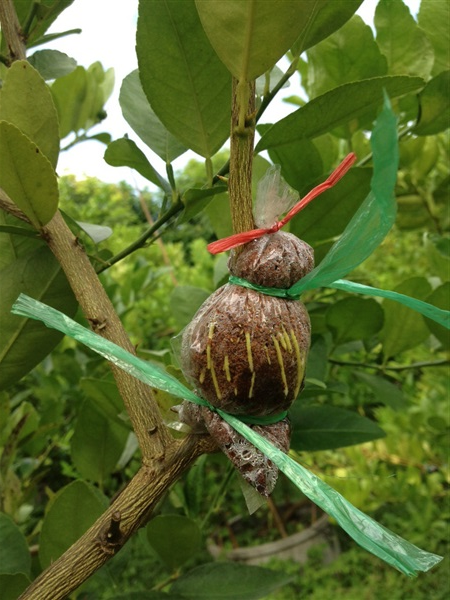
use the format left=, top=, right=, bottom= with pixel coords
left=208, top=153, right=357, bottom=255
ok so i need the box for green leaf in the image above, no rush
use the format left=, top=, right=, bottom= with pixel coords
left=0, top=60, right=59, bottom=168
left=289, top=168, right=372, bottom=249
left=0, top=242, right=77, bottom=391
left=0, top=513, right=31, bottom=575
left=108, top=593, right=184, bottom=600
left=305, top=16, right=387, bottom=98
left=71, top=399, right=129, bottom=484
left=326, top=297, right=384, bottom=344
left=79, top=378, right=129, bottom=428
left=267, top=137, right=323, bottom=192
left=256, top=76, right=424, bottom=152
left=170, top=286, right=210, bottom=328
left=137, top=0, right=231, bottom=158
left=424, top=283, right=450, bottom=350
left=354, top=372, right=406, bottom=411
left=0, top=574, right=30, bottom=600
left=180, top=186, right=228, bottom=223
left=51, top=63, right=114, bottom=138
left=104, top=138, right=171, bottom=193
left=205, top=193, right=232, bottom=240
left=415, top=71, right=450, bottom=136
left=28, top=49, right=77, bottom=80
left=195, top=0, right=327, bottom=81
left=146, top=515, right=202, bottom=570
left=39, top=480, right=107, bottom=569
left=381, top=277, right=432, bottom=359
left=76, top=221, right=113, bottom=244
left=14, top=0, right=75, bottom=46
left=171, top=562, right=292, bottom=600
left=418, top=0, right=450, bottom=75
left=375, top=0, right=434, bottom=80
left=290, top=405, right=385, bottom=451
left=0, top=121, right=59, bottom=227
left=291, top=0, right=363, bottom=55
left=119, top=70, right=187, bottom=163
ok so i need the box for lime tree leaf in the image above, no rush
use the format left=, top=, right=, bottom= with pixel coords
left=146, top=515, right=202, bottom=570
left=170, top=286, right=210, bottom=328
left=418, top=0, right=450, bottom=75
left=71, top=399, right=129, bottom=484
left=381, top=277, right=432, bottom=359
left=292, top=0, right=363, bottom=55
left=305, top=16, right=387, bottom=98
left=14, top=0, right=75, bottom=46
left=290, top=168, right=372, bottom=252
left=354, top=372, right=406, bottom=411
left=375, top=0, right=434, bottom=80
left=424, top=283, right=450, bottom=350
left=171, top=562, right=293, bottom=600
left=0, top=513, right=31, bottom=575
left=104, top=138, right=170, bottom=193
left=28, top=49, right=77, bottom=80
left=39, top=480, right=107, bottom=569
left=290, top=405, right=385, bottom=451
left=80, top=378, right=129, bottom=427
left=205, top=193, right=232, bottom=240
left=76, top=221, right=112, bottom=244
left=0, top=574, right=31, bottom=600
left=267, top=137, right=323, bottom=192
left=0, top=60, right=59, bottom=168
left=195, top=0, right=327, bottom=81
left=415, top=71, right=450, bottom=136
left=0, top=243, right=77, bottom=391
left=326, top=297, right=384, bottom=344
left=137, top=0, right=231, bottom=158
left=0, top=122, right=59, bottom=227
left=119, top=70, right=187, bottom=162
left=180, top=186, right=228, bottom=223
left=256, top=76, right=424, bottom=152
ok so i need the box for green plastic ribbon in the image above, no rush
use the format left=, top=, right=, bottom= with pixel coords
left=10, top=293, right=444, bottom=576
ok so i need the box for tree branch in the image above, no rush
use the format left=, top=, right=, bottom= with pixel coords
left=0, top=0, right=26, bottom=61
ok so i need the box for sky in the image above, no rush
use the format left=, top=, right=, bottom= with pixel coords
left=39, top=0, right=421, bottom=188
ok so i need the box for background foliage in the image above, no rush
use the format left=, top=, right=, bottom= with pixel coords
left=0, top=0, right=448, bottom=598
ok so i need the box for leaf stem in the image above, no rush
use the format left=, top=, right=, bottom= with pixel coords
left=329, top=358, right=449, bottom=371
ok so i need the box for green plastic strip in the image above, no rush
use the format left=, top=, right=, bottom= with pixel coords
left=228, top=275, right=301, bottom=300
left=218, top=411, right=443, bottom=577
left=11, top=293, right=443, bottom=576
left=290, top=94, right=399, bottom=296
left=330, top=280, right=450, bottom=330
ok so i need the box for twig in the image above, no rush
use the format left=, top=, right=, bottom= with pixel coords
left=329, top=358, right=449, bottom=371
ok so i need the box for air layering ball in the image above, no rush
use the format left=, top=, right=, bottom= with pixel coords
left=180, top=231, right=314, bottom=418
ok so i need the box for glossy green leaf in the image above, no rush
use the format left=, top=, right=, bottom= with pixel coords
left=0, top=239, right=77, bottom=390
left=137, top=0, right=231, bottom=158
left=381, top=277, right=432, bottom=359
left=0, top=574, right=30, bottom=600
left=205, top=193, right=233, bottom=240
left=0, top=513, right=31, bottom=575
left=104, top=138, right=170, bottom=193
left=79, top=378, right=128, bottom=427
left=256, top=76, right=423, bottom=152
left=418, top=0, right=450, bottom=75
left=326, top=297, right=384, bottom=344
left=290, top=168, right=372, bottom=248
left=146, top=515, right=202, bottom=570
left=267, top=137, right=323, bottom=192
left=0, top=60, right=59, bottom=168
left=71, top=399, right=129, bottom=483
left=424, top=283, right=450, bottom=349
left=375, top=0, right=434, bottom=80
left=195, top=0, right=327, bottom=81
left=0, top=121, right=59, bottom=227
left=291, top=0, right=363, bottom=55
left=180, top=186, right=228, bottom=223
left=354, top=372, right=406, bottom=411
left=290, top=405, right=385, bottom=451
left=425, top=233, right=450, bottom=283
left=170, top=286, right=210, bottom=328
left=119, top=70, right=187, bottom=162
left=171, top=562, right=292, bottom=599
left=39, top=480, right=107, bottom=569
left=415, top=71, right=450, bottom=136
left=28, top=49, right=77, bottom=80
left=0, top=212, right=38, bottom=270
left=305, top=16, right=387, bottom=98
